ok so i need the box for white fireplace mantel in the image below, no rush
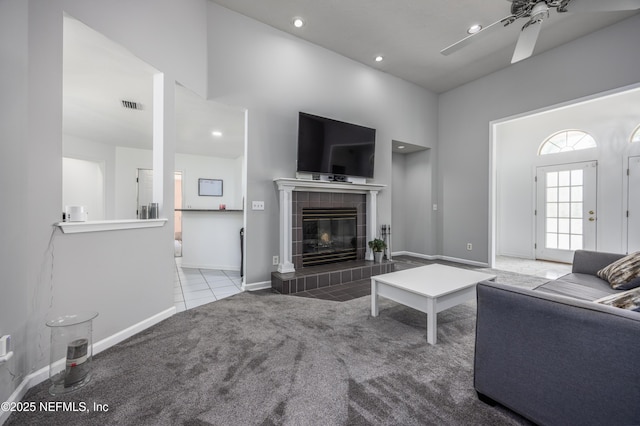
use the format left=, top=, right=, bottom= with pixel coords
left=274, top=178, right=386, bottom=273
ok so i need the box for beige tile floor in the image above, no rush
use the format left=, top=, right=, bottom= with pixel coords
left=494, top=255, right=572, bottom=280
left=173, top=257, right=243, bottom=312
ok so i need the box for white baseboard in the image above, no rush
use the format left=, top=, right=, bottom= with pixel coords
left=1, top=365, right=47, bottom=425
left=243, top=280, right=271, bottom=291
left=437, top=255, right=489, bottom=268
left=179, top=263, right=240, bottom=271
left=392, top=251, right=489, bottom=268
left=392, top=251, right=439, bottom=260
left=92, top=306, right=175, bottom=355
left=0, top=306, right=175, bottom=425
left=496, top=251, right=535, bottom=260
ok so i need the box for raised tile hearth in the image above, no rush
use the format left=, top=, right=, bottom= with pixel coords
left=272, top=178, right=388, bottom=294
left=271, top=259, right=394, bottom=295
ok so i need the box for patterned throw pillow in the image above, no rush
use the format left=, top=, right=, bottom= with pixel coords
left=597, top=251, right=640, bottom=290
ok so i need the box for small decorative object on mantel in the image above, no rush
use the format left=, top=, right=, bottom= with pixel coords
left=368, top=238, right=387, bottom=263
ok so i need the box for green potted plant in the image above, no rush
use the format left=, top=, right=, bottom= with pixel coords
left=368, top=238, right=387, bottom=263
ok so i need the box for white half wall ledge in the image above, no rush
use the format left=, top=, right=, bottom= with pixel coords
left=55, top=218, right=168, bottom=234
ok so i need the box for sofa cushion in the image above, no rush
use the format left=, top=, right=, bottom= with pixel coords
left=597, top=251, right=640, bottom=290
left=534, top=274, right=616, bottom=301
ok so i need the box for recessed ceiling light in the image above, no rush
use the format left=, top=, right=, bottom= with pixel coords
left=397, top=145, right=405, bottom=149
left=375, top=55, right=384, bottom=63
left=212, top=131, right=223, bottom=137
left=467, top=24, right=482, bottom=34
left=293, top=17, right=305, bottom=28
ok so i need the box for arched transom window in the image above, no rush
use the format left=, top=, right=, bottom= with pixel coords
left=631, top=124, right=640, bottom=143
left=539, top=130, right=597, bottom=155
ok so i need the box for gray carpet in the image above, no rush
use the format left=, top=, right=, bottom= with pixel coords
left=8, top=264, right=546, bottom=425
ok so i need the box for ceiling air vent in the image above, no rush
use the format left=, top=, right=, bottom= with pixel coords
left=121, top=100, right=143, bottom=110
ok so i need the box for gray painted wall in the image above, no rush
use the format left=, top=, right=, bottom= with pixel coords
left=0, top=0, right=29, bottom=405
left=391, top=153, right=407, bottom=251
left=392, top=149, right=436, bottom=256
left=206, top=3, right=439, bottom=285
left=438, top=13, right=640, bottom=264
left=0, top=0, right=207, bottom=407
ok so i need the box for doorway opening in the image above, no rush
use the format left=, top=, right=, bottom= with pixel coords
left=491, top=83, right=640, bottom=268
left=175, top=171, right=183, bottom=257
left=137, top=168, right=153, bottom=219
left=628, top=156, right=640, bottom=253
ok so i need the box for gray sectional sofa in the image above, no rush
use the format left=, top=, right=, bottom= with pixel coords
left=474, top=250, right=640, bottom=426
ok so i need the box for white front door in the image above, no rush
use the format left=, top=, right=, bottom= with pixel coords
left=628, top=156, right=640, bottom=253
left=536, top=161, right=598, bottom=263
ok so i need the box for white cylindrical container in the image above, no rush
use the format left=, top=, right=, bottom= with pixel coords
left=66, top=206, right=88, bottom=222
left=46, top=312, right=98, bottom=395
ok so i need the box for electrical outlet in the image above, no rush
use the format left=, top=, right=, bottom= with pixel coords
left=272, top=255, right=279, bottom=265
left=433, top=204, right=438, bottom=211
left=467, top=243, right=473, bottom=251
left=252, top=201, right=265, bottom=210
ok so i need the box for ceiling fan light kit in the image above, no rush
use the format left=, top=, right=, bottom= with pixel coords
left=441, top=0, right=640, bottom=63
left=467, top=24, right=483, bottom=34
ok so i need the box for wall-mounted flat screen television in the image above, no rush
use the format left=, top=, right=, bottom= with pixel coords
left=297, top=112, right=376, bottom=179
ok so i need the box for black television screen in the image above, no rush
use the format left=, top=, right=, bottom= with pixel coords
left=297, top=112, right=376, bottom=179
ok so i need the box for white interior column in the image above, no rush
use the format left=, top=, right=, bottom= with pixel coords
left=366, top=190, right=379, bottom=261
left=277, top=183, right=295, bottom=273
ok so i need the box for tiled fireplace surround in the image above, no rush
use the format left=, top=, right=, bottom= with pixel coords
left=292, top=191, right=367, bottom=269
left=271, top=178, right=394, bottom=295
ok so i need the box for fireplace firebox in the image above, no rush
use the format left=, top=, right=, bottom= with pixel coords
left=302, top=208, right=357, bottom=266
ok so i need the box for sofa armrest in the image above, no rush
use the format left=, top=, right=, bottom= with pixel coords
left=571, top=249, right=625, bottom=275
left=475, top=280, right=640, bottom=426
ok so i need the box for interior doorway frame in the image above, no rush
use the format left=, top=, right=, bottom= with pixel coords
left=489, top=81, right=640, bottom=269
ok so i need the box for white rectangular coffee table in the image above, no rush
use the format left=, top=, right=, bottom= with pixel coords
left=371, top=264, right=496, bottom=344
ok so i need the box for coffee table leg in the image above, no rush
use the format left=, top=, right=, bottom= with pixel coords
left=426, top=297, right=437, bottom=345
left=371, top=278, right=379, bottom=317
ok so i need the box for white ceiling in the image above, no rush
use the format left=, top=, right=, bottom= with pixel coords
left=63, top=2, right=639, bottom=157
left=209, top=0, right=639, bottom=93
left=63, top=16, right=156, bottom=151
left=63, top=16, right=245, bottom=159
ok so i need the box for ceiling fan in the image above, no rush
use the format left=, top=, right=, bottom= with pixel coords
left=441, top=0, right=640, bottom=64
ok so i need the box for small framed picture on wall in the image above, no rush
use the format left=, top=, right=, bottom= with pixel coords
left=198, top=178, right=223, bottom=196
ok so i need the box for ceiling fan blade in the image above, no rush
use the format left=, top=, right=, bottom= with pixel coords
left=564, top=0, right=640, bottom=12
left=440, top=15, right=515, bottom=56
left=511, top=19, right=543, bottom=64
